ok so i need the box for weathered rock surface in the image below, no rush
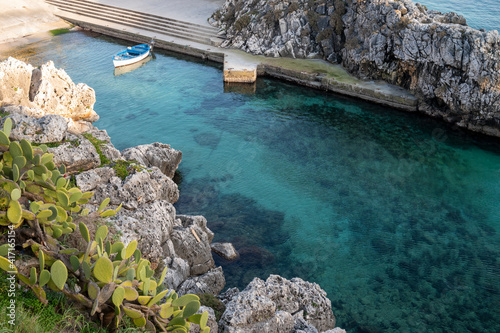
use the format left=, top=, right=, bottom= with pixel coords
left=177, top=267, right=226, bottom=296
left=0, top=57, right=99, bottom=131
left=49, top=133, right=100, bottom=173
left=122, top=142, right=182, bottom=179
left=171, top=215, right=215, bottom=276
left=219, top=275, right=336, bottom=333
left=111, top=200, right=177, bottom=263
left=75, top=166, right=179, bottom=209
left=189, top=306, right=219, bottom=333
left=211, top=242, right=239, bottom=261
left=86, top=128, right=121, bottom=162
left=213, top=0, right=500, bottom=137
left=1, top=108, right=68, bottom=143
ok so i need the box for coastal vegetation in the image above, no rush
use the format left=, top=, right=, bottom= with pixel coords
left=0, top=118, right=210, bottom=332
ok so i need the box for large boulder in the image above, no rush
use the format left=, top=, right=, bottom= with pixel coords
left=0, top=58, right=99, bottom=133
left=29, top=60, right=98, bottom=122
left=75, top=165, right=179, bottom=209
left=0, top=57, right=34, bottom=104
left=171, top=215, right=215, bottom=276
left=122, top=142, right=182, bottom=179
left=220, top=275, right=336, bottom=333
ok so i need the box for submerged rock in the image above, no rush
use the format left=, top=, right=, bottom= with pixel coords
left=211, top=242, right=240, bottom=261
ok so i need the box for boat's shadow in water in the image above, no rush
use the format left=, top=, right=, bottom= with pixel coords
left=114, top=54, right=153, bottom=76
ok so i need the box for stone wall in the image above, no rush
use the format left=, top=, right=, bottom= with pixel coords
left=211, top=0, right=500, bottom=137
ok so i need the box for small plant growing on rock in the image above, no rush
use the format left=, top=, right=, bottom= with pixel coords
left=0, top=119, right=210, bottom=332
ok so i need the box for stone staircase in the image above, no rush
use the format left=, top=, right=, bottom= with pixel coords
left=45, top=0, right=224, bottom=45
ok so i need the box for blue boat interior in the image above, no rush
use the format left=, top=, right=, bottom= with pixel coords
left=114, top=44, right=150, bottom=60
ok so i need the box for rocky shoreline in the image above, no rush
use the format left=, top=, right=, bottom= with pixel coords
left=212, top=0, right=500, bottom=137
left=0, top=56, right=346, bottom=332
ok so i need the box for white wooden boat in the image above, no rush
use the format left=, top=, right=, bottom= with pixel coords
left=113, top=43, right=152, bottom=68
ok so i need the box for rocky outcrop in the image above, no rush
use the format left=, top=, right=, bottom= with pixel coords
left=0, top=107, right=68, bottom=142
left=219, top=275, right=338, bottom=333
left=75, top=166, right=179, bottom=209
left=0, top=58, right=98, bottom=133
left=0, top=66, right=345, bottom=332
left=122, top=142, right=182, bottom=179
left=49, top=133, right=101, bottom=173
left=212, top=0, right=500, bottom=137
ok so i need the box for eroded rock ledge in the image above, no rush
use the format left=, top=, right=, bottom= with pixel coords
left=0, top=57, right=98, bottom=133
left=0, top=58, right=344, bottom=332
left=212, top=0, right=500, bottom=137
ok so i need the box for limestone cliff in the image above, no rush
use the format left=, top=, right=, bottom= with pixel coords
left=211, top=0, right=500, bottom=136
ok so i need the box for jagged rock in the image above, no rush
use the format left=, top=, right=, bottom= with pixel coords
left=1, top=110, right=68, bottom=143
left=85, top=128, right=121, bottom=162
left=122, top=142, right=182, bottom=179
left=189, top=306, right=218, bottom=333
left=0, top=57, right=34, bottom=105
left=293, top=317, right=318, bottom=333
left=0, top=58, right=99, bottom=125
left=211, top=242, right=239, bottom=261
left=49, top=133, right=101, bottom=173
left=219, top=287, right=240, bottom=305
left=219, top=275, right=336, bottom=332
left=213, top=0, right=500, bottom=137
left=74, top=166, right=115, bottom=192
left=171, top=215, right=215, bottom=276
left=75, top=166, right=179, bottom=209
left=110, top=200, right=177, bottom=264
left=29, top=60, right=98, bottom=122
left=177, top=267, right=225, bottom=296
left=322, top=329, right=347, bottom=333
left=161, top=257, right=191, bottom=290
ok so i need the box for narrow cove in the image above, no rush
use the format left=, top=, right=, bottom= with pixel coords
left=7, top=30, right=500, bottom=332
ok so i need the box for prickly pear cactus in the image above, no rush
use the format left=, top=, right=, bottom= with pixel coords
left=0, top=118, right=209, bottom=332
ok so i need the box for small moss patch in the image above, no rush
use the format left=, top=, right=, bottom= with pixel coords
left=112, top=159, right=144, bottom=180
left=33, top=139, right=80, bottom=148
left=50, top=28, right=71, bottom=36
left=82, top=133, right=110, bottom=165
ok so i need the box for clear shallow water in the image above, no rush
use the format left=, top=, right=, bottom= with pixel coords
left=418, top=0, right=500, bottom=31
left=7, top=31, right=500, bottom=332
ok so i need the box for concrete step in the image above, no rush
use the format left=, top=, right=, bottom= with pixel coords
left=45, top=0, right=224, bottom=45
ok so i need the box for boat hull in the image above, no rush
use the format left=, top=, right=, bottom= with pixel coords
left=113, top=44, right=151, bottom=68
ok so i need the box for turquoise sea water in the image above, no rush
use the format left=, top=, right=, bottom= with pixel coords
left=5, top=4, right=500, bottom=331
left=418, top=0, right=500, bottom=31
